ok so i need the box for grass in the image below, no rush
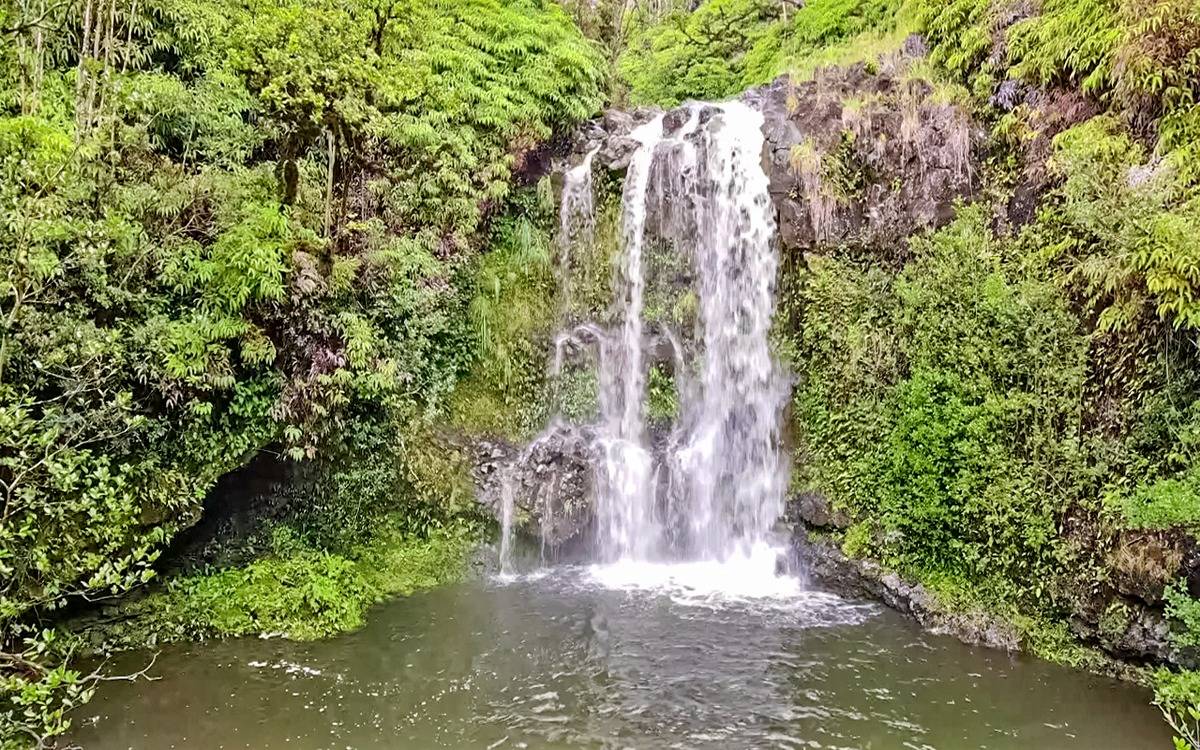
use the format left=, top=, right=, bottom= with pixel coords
left=77, top=521, right=479, bottom=650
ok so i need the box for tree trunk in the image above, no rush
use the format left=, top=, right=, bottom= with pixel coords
left=324, top=128, right=337, bottom=240
left=75, top=0, right=95, bottom=136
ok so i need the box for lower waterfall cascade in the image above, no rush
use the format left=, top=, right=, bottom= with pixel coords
left=501, top=98, right=791, bottom=577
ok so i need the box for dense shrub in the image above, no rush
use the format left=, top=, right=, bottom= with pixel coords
left=617, top=0, right=906, bottom=105
left=790, top=208, right=1087, bottom=601
left=1154, top=668, right=1200, bottom=750
left=1, top=0, right=604, bottom=744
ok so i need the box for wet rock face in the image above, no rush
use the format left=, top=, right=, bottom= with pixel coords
left=571, top=62, right=981, bottom=256
left=1070, top=603, right=1181, bottom=666
left=793, top=531, right=1183, bottom=674
left=471, top=424, right=598, bottom=554
left=573, top=108, right=660, bottom=171
left=790, top=490, right=850, bottom=529
left=794, top=518, right=1194, bottom=670
left=752, top=65, right=979, bottom=252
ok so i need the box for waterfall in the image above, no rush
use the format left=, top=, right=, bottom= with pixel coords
left=669, top=102, right=788, bottom=561
left=593, top=101, right=787, bottom=564
left=501, top=99, right=789, bottom=578
left=593, top=116, right=664, bottom=562
left=556, top=147, right=598, bottom=314
left=498, top=470, right=516, bottom=575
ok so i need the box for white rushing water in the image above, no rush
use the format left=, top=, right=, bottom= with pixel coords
left=556, top=146, right=599, bottom=314
left=593, top=115, right=664, bottom=562
left=498, top=470, right=516, bottom=575
left=594, top=101, right=788, bottom=567
left=668, top=101, right=788, bottom=562
left=519, top=100, right=791, bottom=595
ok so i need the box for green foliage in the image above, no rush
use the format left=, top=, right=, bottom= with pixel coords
left=1165, top=580, right=1200, bottom=650
left=286, top=413, right=481, bottom=552
left=563, top=171, right=622, bottom=323
left=1155, top=668, right=1200, bottom=750
left=1, top=0, right=603, bottom=744
left=919, top=0, right=993, bottom=85
left=450, top=190, right=558, bottom=440
left=918, top=0, right=1200, bottom=187
left=156, top=535, right=378, bottom=640
left=646, top=364, right=679, bottom=424
left=747, top=0, right=910, bottom=82
left=557, top=368, right=600, bottom=424
left=918, top=0, right=1121, bottom=96
left=617, top=0, right=906, bottom=106
left=98, top=522, right=477, bottom=646
left=1007, top=0, right=1121, bottom=95
left=879, top=370, right=1001, bottom=575
left=0, top=115, right=282, bottom=635
left=841, top=521, right=874, bottom=557
left=785, top=253, right=897, bottom=514
left=1116, top=471, right=1200, bottom=529
left=619, top=0, right=781, bottom=106
left=0, top=630, right=96, bottom=750
left=791, top=207, right=1086, bottom=603
left=1041, top=116, right=1200, bottom=331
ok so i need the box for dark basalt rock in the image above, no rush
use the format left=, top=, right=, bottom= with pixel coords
left=573, top=107, right=660, bottom=171
left=797, top=525, right=1193, bottom=673
left=470, top=424, right=599, bottom=554
left=1068, top=602, right=1180, bottom=666
left=753, top=67, right=980, bottom=253
left=571, top=66, right=983, bottom=256
left=791, top=490, right=850, bottom=529
left=793, top=532, right=1022, bottom=653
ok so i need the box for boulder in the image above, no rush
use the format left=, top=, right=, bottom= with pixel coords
left=792, top=490, right=850, bottom=529
left=471, top=424, right=599, bottom=553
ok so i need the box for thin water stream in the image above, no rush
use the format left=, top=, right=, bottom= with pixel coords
left=72, top=562, right=1169, bottom=749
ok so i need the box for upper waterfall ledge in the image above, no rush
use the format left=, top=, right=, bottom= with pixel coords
left=570, top=64, right=981, bottom=254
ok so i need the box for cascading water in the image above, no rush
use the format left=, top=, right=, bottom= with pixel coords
left=556, top=147, right=598, bottom=314
left=497, top=471, right=516, bottom=575
left=668, top=102, right=788, bottom=562
left=592, top=101, right=789, bottom=568
left=592, top=116, right=664, bottom=562
left=506, top=98, right=791, bottom=587
left=496, top=147, right=606, bottom=576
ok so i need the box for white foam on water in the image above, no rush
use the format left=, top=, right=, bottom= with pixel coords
left=579, top=541, right=878, bottom=625
left=583, top=543, right=837, bottom=611
left=493, top=568, right=554, bottom=586
left=587, top=542, right=794, bottom=598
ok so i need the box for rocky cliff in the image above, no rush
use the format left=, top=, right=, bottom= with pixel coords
left=475, top=58, right=986, bottom=559
left=571, top=58, right=981, bottom=256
